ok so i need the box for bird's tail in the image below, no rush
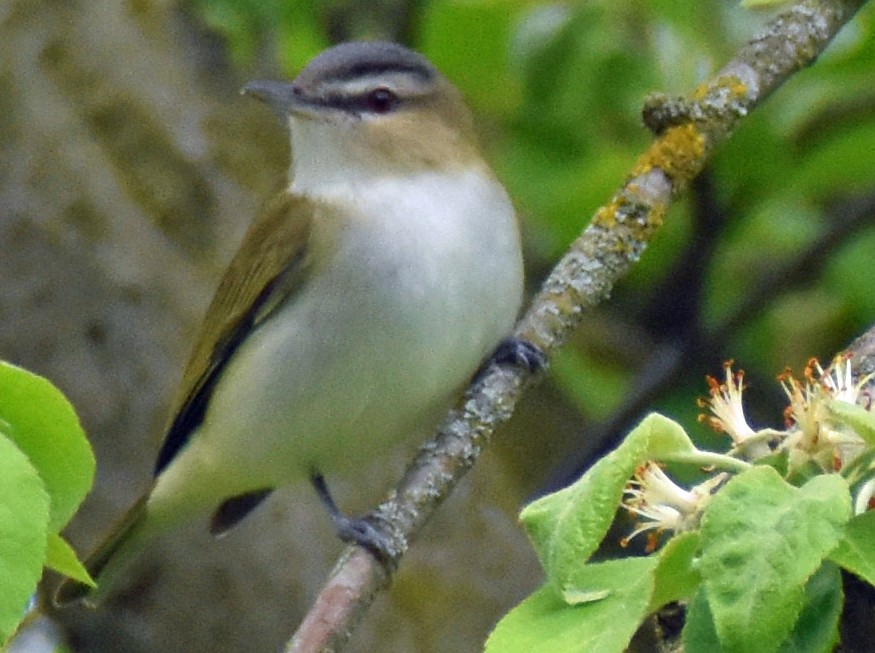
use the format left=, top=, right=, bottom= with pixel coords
left=52, top=492, right=151, bottom=608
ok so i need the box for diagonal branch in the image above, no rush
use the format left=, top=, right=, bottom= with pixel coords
left=285, top=1, right=870, bottom=651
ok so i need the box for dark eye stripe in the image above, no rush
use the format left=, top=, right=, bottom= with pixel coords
left=300, top=88, right=404, bottom=115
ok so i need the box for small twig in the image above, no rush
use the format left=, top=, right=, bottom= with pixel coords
left=285, top=1, right=869, bottom=650
left=845, top=322, right=875, bottom=377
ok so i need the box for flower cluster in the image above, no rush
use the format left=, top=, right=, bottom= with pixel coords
left=779, top=357, right=872, bottom=472
left=620, top=355, right=875, bottom=549
left=698, top=355, right=873, bottom=472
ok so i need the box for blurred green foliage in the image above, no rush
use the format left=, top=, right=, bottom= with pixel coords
left=188, top=0, right=875, bottom=464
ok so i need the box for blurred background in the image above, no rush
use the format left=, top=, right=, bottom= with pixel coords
left=2, top=0, right=875, bottom=651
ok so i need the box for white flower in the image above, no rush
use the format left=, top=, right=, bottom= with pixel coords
left=621, top=462, right=725, bottom=551
left=699, top=362, right=772, bottom=459
left=817, top=356, right=872, bottom=407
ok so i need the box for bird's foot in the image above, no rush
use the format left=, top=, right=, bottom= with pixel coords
left=310, top=473, right=396, bottom=565
left=474, top=336, right=547, bottom=382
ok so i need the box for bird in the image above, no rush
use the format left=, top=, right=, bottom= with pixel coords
left=54, top=40, right=527, bottom=606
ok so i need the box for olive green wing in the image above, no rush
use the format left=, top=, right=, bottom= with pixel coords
left=154, top=192, right=315, bottom=475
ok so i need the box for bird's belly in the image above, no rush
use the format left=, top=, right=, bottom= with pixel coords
left=197, top=262, right=509, bottom=488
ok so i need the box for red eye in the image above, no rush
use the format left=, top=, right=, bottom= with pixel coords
left=366, top=87, right=398, bottom=113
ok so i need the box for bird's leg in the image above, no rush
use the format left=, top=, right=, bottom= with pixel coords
left=310, top=472, right=394, bottom=564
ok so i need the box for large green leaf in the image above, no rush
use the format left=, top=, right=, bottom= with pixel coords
left=0, top=361, right=94, bottom=532
left=520, top=412, right=738, bottom=592
left=650, top=530, right=702, bottom=611
left=824, top=399, right=875, bottom=447
left=0, top=433, right=49, bottom=643
left=777, top=562, right=843, bottom=653
left=45, top=533, right=95, bottom=587
left=519, top=414, right=651, bottom=589
left=699, top=468, right=851, bottom=653
left=682, top=588, right=720, bottom=653
left=683, top=562, right=843, bottom=653
left=829, top=510, right=875, bottom=586
left=484, top=557, right=656, bottom=653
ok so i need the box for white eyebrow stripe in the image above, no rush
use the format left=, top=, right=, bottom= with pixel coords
left=322, top=71, right=431, bottom=98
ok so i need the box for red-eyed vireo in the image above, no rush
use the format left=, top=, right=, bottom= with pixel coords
left=54, top=41, right=528, bottom=606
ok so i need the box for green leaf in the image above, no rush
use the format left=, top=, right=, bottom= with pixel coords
left=825, top=399, right=875, bottom=447
left=45, top=533, right=95, bottom=587
left=0, top=433, right=50, bottom=643
left=484, top=557, right=656, bottom=653
left=837, top=446, right=875, bottom=493
left=643, top=413, right=699, bottom=460
left=682, top=588, right=720, bottom=653
left=519, top=414, right=651, bottom=589
left=684, top=565, right=842, bottom=653
left=520, top=413, right=719, bottom=591
left=829, top=510, right=875, bottom=585
left=650, top=531, right=702, bottom=611
left=0, top=361, right=94, bottom=532
left=641, top=413, right=749, bottom=471
left=699, top=468, right=851, bottom=653
left=777, top=562, right=843, bottom=653
left=754, top=448, right=789, bottom=476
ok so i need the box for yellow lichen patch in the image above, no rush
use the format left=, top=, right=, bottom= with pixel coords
left=592, top=198, right=622, bottom=229
left=690, top=82, right=710, bottom=102
left=721, top=76, right=750, bottom=101
left=644, top=202, right=666, bottom=229
left=631, top=123, right=706, bottom=192
left=624, top=182, right=668, bottom=229
left=691, top=75, right=749, bottom=105
left=549, top=291, right=582, bottom=318
left=611, top=236, right=637, bottom=256
left=592, top=193, right=665, bottom=237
